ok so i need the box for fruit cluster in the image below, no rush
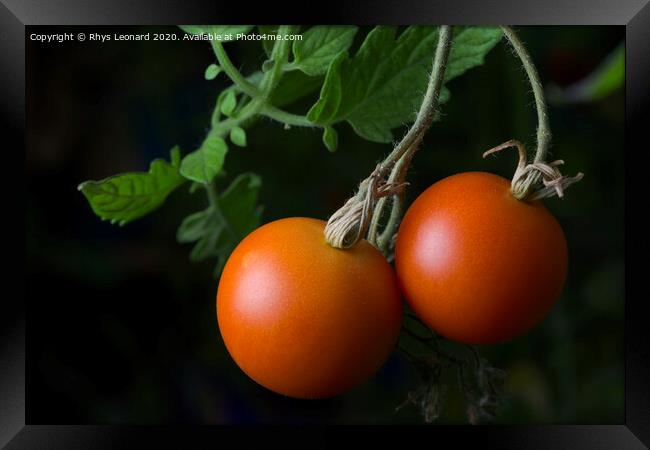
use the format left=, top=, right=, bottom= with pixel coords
left=216, top=171, right=568, bottom=398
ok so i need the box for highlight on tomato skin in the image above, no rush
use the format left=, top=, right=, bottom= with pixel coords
left=394, top=172, right=568, bottom=345
left=216, top=217, right=403, bottom=399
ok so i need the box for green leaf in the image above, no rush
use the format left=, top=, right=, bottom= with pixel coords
left=204, top=64, right=221, bottom=80
left=220, top=90, right=237, bottom=116
left=177, top=173, right=263, bottom=272
left=180, top=135, right=228, bottom=183
left=78, top=146, right=185, bottom=226
left=218, top=173, right=263, bottom=238
left=177, top=209, right=212, bottom=243
left=306, top=50, right=346, bottom=124
left=445, top=26, right=504, bottom=81
left=223, top=69, right=322, bottom=110
left=322, top=126, right=338, bottom=152
left=270, top=70, right=324, bottom=107
left=307, top=26, right=502, bottom=143
left=230, top=126, right=247, bottom=147
left=170, top=146, right=181, bottom=166
left=261, top=59, right=274, bottom=73
left=190, top=232, right=221, bottom=262
left=549, top=42, right=624, bottom=104
left=291, top=26, right=358, bottom=76
left=179, top=25, right=253, bottom=41
left=178, top=25, right=206, bottom=35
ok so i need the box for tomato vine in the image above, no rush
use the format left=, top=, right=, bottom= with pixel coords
left=483, top=26, right=584, bottom=201
left=325, top=25, right=453, bottom=252
left=76, top=25, right=581, bottom=424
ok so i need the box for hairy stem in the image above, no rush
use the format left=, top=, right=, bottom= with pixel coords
left=486, top=27, right=581, bottom=201
left=363, top=26, right=453, bottom=251
left=259, top=25, right=295, bottom=99
left=500, top=26, right=551, bottom=163
left=208, top=27, right=299, bottom=136
left=376, top=152, right=413, bottom=252
left=202, top=28, right=296, bottom=233
left=211, top=41, right=260, bottom=98
left=367, top=155, right=407, bottom=250
left=325, top=25, right=452, bottom=249
left=385, top=26, right=452, bottom=165
left=261, top=105, right=316, bottom=127
left=212, top=97, right=264, bottom=135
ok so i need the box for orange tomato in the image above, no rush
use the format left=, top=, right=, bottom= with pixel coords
left=395, top=172, right=568, bottom=344
left=217, top=217, right=403, bottom=398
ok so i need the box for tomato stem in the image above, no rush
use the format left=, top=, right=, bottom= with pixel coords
left=211, top=40, right=260, bottom=98
left=261, top=105, right=316, bottom=127
left=371, top=151, right=413, bottom=252
left=200, top=27, right=304, bottom=241
left=258, top=25, right=296, bottom=101
left=371, top=25, right=453, bottom=251
left=500, top=26, right=551, bottom=164
left=482, top=139, right=584, bottom=199
left=491, top=27, right=584, bottom=200
left=325, top=25, right=454, bottom=250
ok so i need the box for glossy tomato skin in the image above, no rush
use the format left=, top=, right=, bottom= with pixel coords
left=395, top=172, right=568, bottom=345
left=217, top=217, right=403, bottom=399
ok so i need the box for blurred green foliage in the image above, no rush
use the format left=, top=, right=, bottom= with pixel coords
left=549, top=43, right=624, bottom=104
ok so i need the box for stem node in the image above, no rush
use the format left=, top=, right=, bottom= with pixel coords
left=324, top=165, right=407, bottom=249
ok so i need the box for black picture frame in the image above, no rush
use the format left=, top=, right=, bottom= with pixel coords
left=4, top=0, right=649, bottom=447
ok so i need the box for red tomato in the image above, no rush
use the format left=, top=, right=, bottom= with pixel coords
left=217, top=217, right=403, bottom=398
left=395, top=172, right=568, bottom=344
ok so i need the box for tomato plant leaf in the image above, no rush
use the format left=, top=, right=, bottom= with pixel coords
left=217, top=69, right=322, bottom=112
left=190, top=230, right=222, bottom=262
left=444, top=26, right=504, bottom=81
left=230, top=126, right=247, bottom=147
left=218, top=173, right=263, bottom=241
left=307, top=26, right=502, bottom=143
left=177, top=173, right=263, bottom=273
left=306, top=50, right=346, bottom=124
left=322, top=126, right=338, bottom=152
left=261, top=59, right=275, bottom=73
left=78, top=146, right=186, bottom=226
left=177, top=209, right=212, bottom=243
left=220, top=91, right=237, bottom=116
left=178, top=25, right=206, bottom=35
left=204, top=64, right=221, bottom=80
left=291, top=26, right=358, bottom=76
left=270, top=70, right=324, bottom=108
left=180, top=135, right=228, bottom=184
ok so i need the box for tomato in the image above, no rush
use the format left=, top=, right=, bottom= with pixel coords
left=395, top=172, right=568, bottom=344
left=216, top=217, right=403, bottom=399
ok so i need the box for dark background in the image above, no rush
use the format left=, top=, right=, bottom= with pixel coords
left=26, top=25, right=624, bottom=424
